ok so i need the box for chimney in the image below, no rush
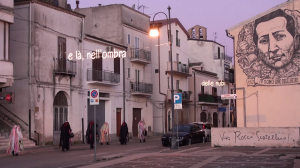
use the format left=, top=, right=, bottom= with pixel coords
left=76, top=0, right=79, bottom=8
left=98, top=4, right=101, bottom=6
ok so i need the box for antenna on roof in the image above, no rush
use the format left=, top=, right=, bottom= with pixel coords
left=138, top=5, right=148, bottom=13
left=213, top=32, right=218, bottom=42
left=132, top=4, right=135, bottom=9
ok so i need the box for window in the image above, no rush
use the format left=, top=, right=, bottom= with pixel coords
left=135, top=37, right=139, bottom=49
left=218, top=47, right=220, bottom=59
left=114, top=56, right=120, bottom=74
left=176, top=80, right=179, bottom=90
left=128, top=68, right=130, bottom=78
left=176, top=54, right=179, bottom=62
left=127, top=34, right=130, bottom=45
left=169, top=51, right=171, bottom=62
left=176, top=30, right=180, bottom=47
left=168, top=77, right=170, bottom=88
left=212, top=87, right=217, bottom=96
left=58, top=37, right=66, bottom=71
left=168, top=30, right=173, bottom=42
left=135, top=69, right=140, bottom=83
left=201, top=85, right=204, bottom=94
left=199, top=28, right=203, bottom=39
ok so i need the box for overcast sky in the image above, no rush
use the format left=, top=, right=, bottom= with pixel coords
left=68, top=0, right=287, bottom=57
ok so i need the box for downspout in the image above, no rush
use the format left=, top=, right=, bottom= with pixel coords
left=158, top=27, right=167, bottom=134
left=43, top=87, right=45, bottom=145
left=81, top=18, right=84, bottom=143
left=29, top=2, right=32, bottom=137
left=256, top=91, right=259, bottom=127
left=193, top=71, right=196, bottom=122
left=123, top=47, right=126, bottom=123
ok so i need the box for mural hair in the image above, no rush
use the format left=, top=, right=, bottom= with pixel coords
left=253, top=9, right=295, bottom=45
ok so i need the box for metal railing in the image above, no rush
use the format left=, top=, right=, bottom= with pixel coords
left=0, top=104, right=28, bottom=126
left=198, top=94, right=223, bottom=103
left=130, top=48, right=151, bottom=62
left=87, top=69, right=120, bottom=83
left=53, top=58, right=76, bottom=76
left=130, top=82, right=153, bottom=94
left=168, top=90, right=191, bottom=101
left=224, top=72, right=234, bottom=83
left=167, top=62, right=189, bottom=74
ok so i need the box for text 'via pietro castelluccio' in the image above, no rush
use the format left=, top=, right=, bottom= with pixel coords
left=68, top=49, right=126, bottom=60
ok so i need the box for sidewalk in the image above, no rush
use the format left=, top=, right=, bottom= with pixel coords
left=0, top=135, right=160, bottom=157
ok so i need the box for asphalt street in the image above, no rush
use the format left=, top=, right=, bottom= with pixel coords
left=1, top=136, right=299, bottom=168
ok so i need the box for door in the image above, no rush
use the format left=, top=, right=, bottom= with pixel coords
left=116, top=108, right=121, bottom=137
left=135, top=37, right=139, bottom=58
left=200, top=112, right=207, bottom=122
left=213, top=112, right=218, bottom=127
left=92, top=52, right=102, bottom=81
left=132, top=108, right=141, bottom=137
left=53, top=91, right=68, bottom=145
left=222, top=112, right=226, bottom=127
left=87, top=99, right=105, bottom=132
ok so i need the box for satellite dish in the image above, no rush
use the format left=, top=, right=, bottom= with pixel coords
left=132, top=4, right=135, bottom=9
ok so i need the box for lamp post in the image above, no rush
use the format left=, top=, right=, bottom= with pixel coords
left=150, top=6, right=177, bottom=150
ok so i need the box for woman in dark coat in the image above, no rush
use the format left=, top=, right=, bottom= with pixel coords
left=120, top=122, right=128, bottom=145
left=86, top=121, right=99, bottom=149
left=59, top=121, right=72, bottom=151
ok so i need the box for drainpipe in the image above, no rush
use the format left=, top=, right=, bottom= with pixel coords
left=123, top=48, right=126, bottom=123
left=29, top=2, right=32, bottom=137
left=235, top=87, right=246, bottom=127
left=43, top=87, right=45, bottom=145
left=157, top=28, right=167, bottom=133
left=256, top=91, right=259, bottom=127
left=81, top=17, right=84, bottom=143
left=193, top=71, right=196, bottom=122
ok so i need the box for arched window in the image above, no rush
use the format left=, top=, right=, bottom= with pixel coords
left=192, top=28, right=196, bottom=39
left=200, top=112, right=207, bottom=122
left=53, top=91, right=68, bottom=145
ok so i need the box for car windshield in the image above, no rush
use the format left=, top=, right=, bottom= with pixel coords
left=173, top=125, right=191, bottom=132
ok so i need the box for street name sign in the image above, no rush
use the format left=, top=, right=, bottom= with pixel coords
left=174, top=93, right=182, bottom=109
left=221, top=94, right=237, bottom=100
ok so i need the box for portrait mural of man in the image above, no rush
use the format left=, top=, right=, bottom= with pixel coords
left=236, top=9, right=300, bottom=86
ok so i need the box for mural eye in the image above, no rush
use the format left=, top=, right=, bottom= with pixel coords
left=259, top=38, right=268, bottom=44
left=275, top=34, right=286, bottom=41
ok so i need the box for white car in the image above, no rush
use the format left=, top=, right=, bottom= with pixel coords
left=190, top=122, right=213, bottom=142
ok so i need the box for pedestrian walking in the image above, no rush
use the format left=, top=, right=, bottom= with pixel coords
left=86, top=121, right=99, bottom=149
left=7, top=125, right=24, bottom=156
left=138, top=120, right=146, bottom=143
left=100, top=122, right=110, bottom=145
left=119, top=122, right=128, bottom=145
left=59, top=121, right=73, bottom=151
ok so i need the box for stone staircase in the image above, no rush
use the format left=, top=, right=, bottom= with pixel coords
left=0, top=110, right=37, bottom=150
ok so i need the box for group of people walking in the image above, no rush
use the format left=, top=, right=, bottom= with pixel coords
left=6, top=119, right=147, bottom=156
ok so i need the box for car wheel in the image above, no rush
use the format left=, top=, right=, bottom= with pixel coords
left=188, top=138, right=191, bottom=145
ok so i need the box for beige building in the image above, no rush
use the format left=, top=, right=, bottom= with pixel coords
left=226, top=0, right=300, bottom=128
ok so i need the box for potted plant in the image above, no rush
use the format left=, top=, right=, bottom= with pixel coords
left=188, top=91, right=192, bottom=95
left=178, top=62, right=181, bottom=64
left=178, top=89, right=182, bottom=93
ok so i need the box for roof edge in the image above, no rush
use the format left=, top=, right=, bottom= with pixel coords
left=226, top=0, right=297, bottom=32
left=85, top=34, right=128, bottom=50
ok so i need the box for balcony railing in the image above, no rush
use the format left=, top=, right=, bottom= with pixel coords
left=198, top=94, right=223, bottom=103
left=87, top=69, right=120, bottom=83
left=130, top=82, right=153, bottom=94
left=224, top=72, right=234, bottom=83
left=130, top=48, right=151, bottom=64
left=54, top=58, right=76, bottom=76
left=167, top=62, right=191, bottom=76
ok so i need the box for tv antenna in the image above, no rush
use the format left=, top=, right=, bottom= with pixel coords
left=213, top=32, right=218, bottom=41
left=137, top=0, right=148, bottom=13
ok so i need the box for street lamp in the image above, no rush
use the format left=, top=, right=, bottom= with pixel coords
left=150, top=6, right=177, bottom=150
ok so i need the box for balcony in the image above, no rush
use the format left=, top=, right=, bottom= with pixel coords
left=166, top=62, right=192, bottom=77
left=198, top=94, right=223, bottom=104
left=0, top=61, right=13, bottom=88
left=224, top=72, right=234, bottom=83
left=53, top=58, right=76, bottom=76
left=130, top=82, right=153, bottom=96
left=130, top=48, right=151, bottom=64
left=87, top=69, right=120, bottom=86
left=167, top=90, right=192, bottom=103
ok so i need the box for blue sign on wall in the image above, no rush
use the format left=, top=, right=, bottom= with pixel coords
left=218, top=107, right=233, bottom=112
left=174, top=93, right=182, bottom=109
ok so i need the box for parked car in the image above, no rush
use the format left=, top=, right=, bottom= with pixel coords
left=161, top=124, right=205, bottom=147
left=190, top=122, right=213, bottom=142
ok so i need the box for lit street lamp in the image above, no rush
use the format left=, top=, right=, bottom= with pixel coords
left=149, top=6, right=177, bottom=150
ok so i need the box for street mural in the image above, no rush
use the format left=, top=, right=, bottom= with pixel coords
left=236, top=9, right=300, bottom=86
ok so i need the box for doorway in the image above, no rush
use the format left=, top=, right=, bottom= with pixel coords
left=116, top=108, right=121, bottom=137
left=200, top=112, right=207, bottom=122
left=132, top=108, right=141, bottom=137
left=53, top=91, right=68, bottom=145
left=87, top=99, right=105, bottom=130
left=222, top=113, right=226, bottom=127
left=213, top=112, right=218, bottom=127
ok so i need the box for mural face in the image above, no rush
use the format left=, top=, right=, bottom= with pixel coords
left=237, top=9, right=300, bottom=86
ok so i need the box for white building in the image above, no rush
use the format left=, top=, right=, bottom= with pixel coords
left=75, top=3, right=154, bottom=138
left=187, top=25, right=235, bottom=128
left=82, top=34, right=127, bottom=139
left=0, top=0, right=14, bottom=88
left=150, top=18, right=192, bottom=134
left=7, top=0, right=85, bottom=145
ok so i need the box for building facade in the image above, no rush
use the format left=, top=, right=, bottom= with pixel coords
left=226, top=0, right=300, bottom=128
left=75, top=4, right=154, bottom=138
left=150, top=18, right=192, bottom=134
